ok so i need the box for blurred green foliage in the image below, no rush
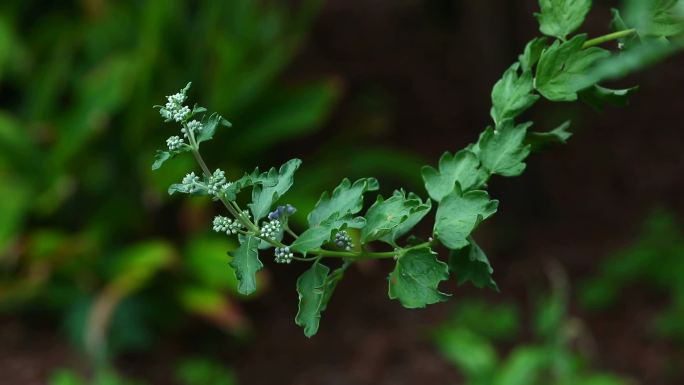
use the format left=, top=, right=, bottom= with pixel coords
left=0, top=0, right=359, bottom=362
left=581, top=210, right=684, bottom=341
left=49, top=357, right=236, bottom=385
left=433, top=278, right=635, bottom=385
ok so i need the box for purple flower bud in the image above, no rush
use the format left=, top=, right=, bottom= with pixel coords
left=285, top=204, right=297, bottom=215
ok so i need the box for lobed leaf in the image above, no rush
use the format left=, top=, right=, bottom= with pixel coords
left=228, top=235, right=262, bottom=295
left=422, top=149, right=487, bottom=202
left=579, top=85, right=639, bottom=111
left=525, top=120, right=573, bottom=151
left=519, top=37, right=548, bottom=72
left=307, top=177, right=379, bottom=227
left=295, top=262, right=330, bottom=337
left=434, top=187, right=498, bottom=250
left=478, top=120, right=532, bottom=177
left=249, top=158, right=302, bottom=221
left=388, top=247, right=450, bottom=308
left=535, top=35, right=610, bottom=102
left=449, top=239, right=498, bottom=290
left=361, top=190, right=432, bottom=244
left=196, top=112, right=232, bottom=145
left=379, top=193, right=432, bottom=245
left=490, top=63, right=539, bottom=127
left=535, top=0, right=592, bottom=40
left=291, top=214, right=365, bottom=254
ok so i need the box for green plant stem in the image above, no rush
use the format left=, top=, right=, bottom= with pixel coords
left=304, top=240, right=436, bottom=260
left=582, top=29, right=636, bottom=48
left=186, top=128, right=435, bottom=262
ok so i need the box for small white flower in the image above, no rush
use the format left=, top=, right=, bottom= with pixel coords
left=207, top=169, right=228, bottom=195
left=274, top=247, right=294, bottom=264
left=260, top=219, right=281, bottom=239
left=173, top=106, right=191, bottom=122
left=166, top=136, right=185, bottom=151
left=168, top=92, right=186, bottom=105
left=182, top=172, right=201, bottom=192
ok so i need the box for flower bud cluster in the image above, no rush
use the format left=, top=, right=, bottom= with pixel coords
left=274, top=247, right=294, bottom=264
left=212, top=215, right=244, bottom=235
left=166, top=135, right=185, bottom=151
left=268, top=204, right=297, bottom=221
left=160, top=91, right=190, bottom=122
left=181, top=172, right=202, bottom=193
left=260, top=219, right=281, bottom=239
left=207, top=169, right=231, bottom=196
left=335, top=231, right=353, bottom=251
left=182, top=120, right=202, bottom=138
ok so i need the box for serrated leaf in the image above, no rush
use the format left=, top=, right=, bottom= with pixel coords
left=519, top=37, right=548, bottom=72
left=295, top=262, right=330, bottom=337
left=380, top=192, right=432, bottom=245
left=152, top=147, right=190, bottom=171
left=388, top=247, right=450, bottom=308
left=196, top=112, right=232, bottom=145
left=478, top=120, right=532, bottom=177
left=535, top=35, right=611, bottom=102
left=526, top=120, right=573, bottom=150
left=168, top=182, right=209, bottom=196
left=490, top=63, right=539, bottom=127
left=228, top=235, right=262, bottom=295
left=579, top=85, right=639, bottom=111
left=307, top=177, right=379, bottom=227
left=448, top=239, right=498, bottom=290
left=361, top=190, right=431, bottom=244
left=434, top=188, right=498, bottom=250
left=422, top=149, right=487, bottom=202
left=249, top=158, right=302, bottom=221
left=535, top=0, right=592, bottom=39
left=291, top=214, right=365, bottom=254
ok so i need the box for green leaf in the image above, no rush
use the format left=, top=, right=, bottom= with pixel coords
left=196, top=113, right=232, bottom=145
left=478, top=120, right=532, bottom=177
left=490, top=63, right=539, bottom=127
left=434, top=188, right=498, bottom=250
left=579, top=85, right=639, bottom=111
left=379, top=193, right=432, bottom=245
left=388, top=247, right=450, bottom=308
left=535, top=35, right=611, bottom=102
left=611, top=9, right=640, bottom=49
left=422, top=149, right=487, bottom=201
left=249, top=158, right=302, bottom=221
left=519, top=37, right=548, bottom=72
left=431, top=327, right=498, bottom=382
left=580, top=39, right=682, bottom=85
left=307, top=177, right=379, bottom=227
left=493, top=347, right=549, bottom=385
left=152, top=147, right=191, bottom=171
left=295, top=262, right=330, bottom=337
left=625, top=0, right=684, bottom=38
left=108, top=241, right=175, bottom=295
left=448, top=240, right=498, bottom=290
left=168, top=182, right=209, bottom=196
left=361, top=190, right=431, bottom=244
left=295, top=261, right=352, bottom=337
left=526, top=120, right=573, bottom=150
left=291, top=214, right=365, bottom=254
left=228, top=235, right=262, bottom=295
left=535, top=0, right=592, bottom=39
